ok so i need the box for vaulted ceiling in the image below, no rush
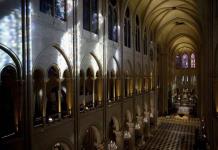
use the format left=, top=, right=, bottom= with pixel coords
left=125, top=0, right=201, bottom=55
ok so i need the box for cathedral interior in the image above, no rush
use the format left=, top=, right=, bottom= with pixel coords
left=0, top=0, right=217, bottom=150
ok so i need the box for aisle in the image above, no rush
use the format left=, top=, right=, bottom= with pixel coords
left=143, top=116, right=200, bottom=150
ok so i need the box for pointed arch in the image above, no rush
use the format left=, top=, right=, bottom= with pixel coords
left=126, top=110, right=133, bottom=122
left=111, top=116, right=120, bottom=131
left=47, top=64, right=61, bottom=78
left=0, top=43, right=22, bottom=79
left=81, top=53, right=102, bottom=76
left=33, top=43, right=73, bottom=80
left=108, top=0, right=118, bottom=42
left=52, top=44, right=73, bottom=78
left=107, top=56, right=120, bottom=75
left=190, top=53, right=196, bottom=68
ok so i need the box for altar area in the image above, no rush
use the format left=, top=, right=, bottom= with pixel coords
left=177, top=106, right=192, bottom=115
left=170, top=88, right=197, bottom=115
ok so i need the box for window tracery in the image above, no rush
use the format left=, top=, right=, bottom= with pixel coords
left=135, top=15, right=140, bottom=52
left=182, top=53, right=189, bottom=69
left=40, top=0, right=67, bottom=21
left=83, top=0, right=98, bottom=34
left=108, top=0, right=118, bottom=42
left=124, top=7, right=131, bottom=48
left=191, top=53, right=196, bottom=68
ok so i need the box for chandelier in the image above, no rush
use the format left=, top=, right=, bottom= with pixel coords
left=135, top=123, right=141, bottom=130
left=108, top=140, right=118, bottom=150
left=124, top=130, right=131, bottom=139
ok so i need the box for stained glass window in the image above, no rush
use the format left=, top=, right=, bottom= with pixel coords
left=55, top=0, right=66, bottom=21
left=108, top=0, right=118, bottom=42
left=124, top=7, right=131, bottom=48
left=135, top=15, right=140, bottom=52
left=112, top=11, right=118, bottom=41
left=83, top=0, right=98, bottom=34
left=191, top=53, right=196, bottom=68
left=182, top=54, right=189, bottom=69
left=83, top=0, right=91, bottom=31
left=40, top=0, right=53, bottom=14
left=175, top=55, right=181, bottom=68
left=108, top=5, right=113, bottom=39
left=91, top=0, right=98, bottom=33
left=40, top=0, right=66, bottom=21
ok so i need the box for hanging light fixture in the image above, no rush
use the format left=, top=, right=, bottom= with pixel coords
left=108, top=140, right=118, bottom=150
left=48, top=117, right=53, bottom=123
left=123, top=130, right=131, bottom=139
left=135, top=122, right=141, bottom=130
left=143, top=117, right=148, bottom=123
left=150, top=113, right=154, bottom=118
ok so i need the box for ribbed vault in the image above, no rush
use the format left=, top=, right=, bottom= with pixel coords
left=125, top=0, right=201, bottom=55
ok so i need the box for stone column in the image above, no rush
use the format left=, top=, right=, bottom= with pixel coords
left=144, top=111, right=151, bottom=137
left=113, top=78, right=115, bottom=100
left=136, top=116, right=143, bottom=126
left=135, top=116, right=145, bottom=147
left=126, top=122, right=135, bottom=150
left=43, top=81, right=47, bottom=125
left=93, top=78, right=95, bottom=107
left=58, top=80, right=62, bottom=119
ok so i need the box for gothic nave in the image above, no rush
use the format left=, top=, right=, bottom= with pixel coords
left=0, top=0, right=217, bottom=150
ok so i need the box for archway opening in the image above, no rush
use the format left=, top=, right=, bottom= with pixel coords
left=0, top=65, right=18, bottom=138
left=46, top=65, right=60, bottom=122
left=85, top=68, right=94, bottom=109
left=33, top=69, right=44, bottom=126
left=61, top=69, right=71, bottom=117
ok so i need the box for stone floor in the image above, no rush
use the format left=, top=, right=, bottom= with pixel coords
left=143, top=116, right=200, bottom=150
